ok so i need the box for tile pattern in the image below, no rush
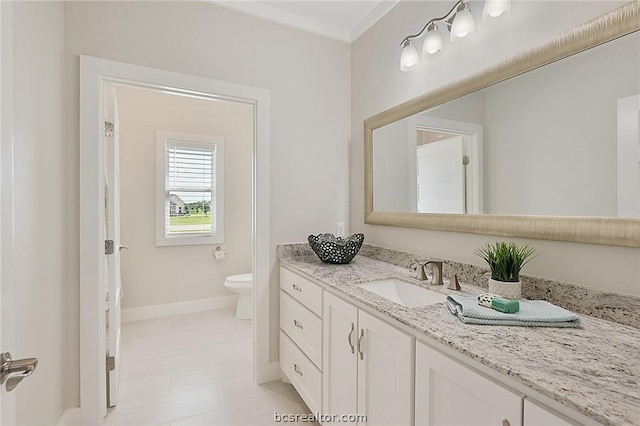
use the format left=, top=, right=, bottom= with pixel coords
left=105, top=309, right=316, bottom=426
left=281, top=242, right=640, bottom=328
left=279, top=250, right=640, bottom=426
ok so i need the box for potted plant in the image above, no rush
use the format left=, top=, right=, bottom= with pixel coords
left=475, top=242, right=537, bottom=299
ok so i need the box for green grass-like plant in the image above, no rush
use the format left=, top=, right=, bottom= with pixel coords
left=475, top=242, right=537, bottom=282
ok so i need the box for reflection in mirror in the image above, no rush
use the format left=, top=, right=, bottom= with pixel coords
left=372, top=31, right=640, bottom=218
left=373, top=115, right=482, bottom=214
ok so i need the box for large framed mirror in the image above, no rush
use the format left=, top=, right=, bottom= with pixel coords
left=364, top=2, right=640, bottom=247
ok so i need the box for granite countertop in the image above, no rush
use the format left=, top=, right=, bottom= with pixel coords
left=280, top=254, right=640, bottom=426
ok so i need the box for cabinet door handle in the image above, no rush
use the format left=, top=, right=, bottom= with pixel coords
left=502, top=420, right=510, bottom=426
left=347, top=323, right=355, bottom=354
left=292, top=284, right=302, bottom=292
left=293, top=319, right=304, bottom=329
left=293, top=363, right=303, bottom=376
left=357, top=329, right=365, bottom=360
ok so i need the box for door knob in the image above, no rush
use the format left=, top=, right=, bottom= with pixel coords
left=1, top=352, right=38, bottom=392
left=119, top=244, right=129, bottom=251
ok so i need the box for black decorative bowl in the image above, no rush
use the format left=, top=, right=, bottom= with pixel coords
left=308, top=233, right=365, bottom=264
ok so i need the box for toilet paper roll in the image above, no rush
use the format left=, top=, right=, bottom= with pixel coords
left=214, top=248, right=225, bottom=261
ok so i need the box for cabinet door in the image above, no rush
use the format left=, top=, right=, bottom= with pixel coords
left=416, top=342, right=522, bottom=426
left=323, top=292, right=358, bottom=420
left=524, top=399, right=578, bottom=426
left=357, top=310, right=414, bottom=426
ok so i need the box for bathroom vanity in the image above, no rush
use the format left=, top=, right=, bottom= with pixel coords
left=278, top=245, right=639, bottom=426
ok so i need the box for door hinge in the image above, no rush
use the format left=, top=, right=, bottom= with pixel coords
left=462, top=155, right=470, bottom=166
left=104, top=120, right=114, bottom=138
left=105, top=239, right=115, bottom=255
left=106, top=356, right=115, bottom=372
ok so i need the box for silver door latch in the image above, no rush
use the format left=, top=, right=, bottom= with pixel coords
left=1, top=352, right=38, bottom=392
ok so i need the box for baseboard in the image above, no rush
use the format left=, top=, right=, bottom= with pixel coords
left=56, top=407, right=80, bottom=426
left=122, top=295, right=238, bottom=323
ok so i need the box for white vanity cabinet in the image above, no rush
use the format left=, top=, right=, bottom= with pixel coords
left=415, top=341, right=523, bottom=426
left=323, top=291, right=414, bottom=425
left=279, top=267, right=324, bottom=413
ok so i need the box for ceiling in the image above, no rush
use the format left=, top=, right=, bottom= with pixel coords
left=210, top=1, right=399, bottom=42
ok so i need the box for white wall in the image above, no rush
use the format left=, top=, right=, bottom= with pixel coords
left=351, top=1, right=640, bottom=296
left=8, top=2, right=67, bottom=424
left=116, top=86, right=253, bottom=309
left=64, top=1, right=350, bottom=407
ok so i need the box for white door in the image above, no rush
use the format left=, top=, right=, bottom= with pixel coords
left=1, top=2, right=15, bottom=422
left=616, top=94, right=640, bottom=217
left=357, top=311, right=414, bottom=426
left=1, top=0, right=4, bottom=417
left=416, top=136, right=464, bottom=214
left=415, top=342, right=523, bottom=426
left=104, top=85, right=123, bottom=407
left=323, top=292, right=358, bottom=423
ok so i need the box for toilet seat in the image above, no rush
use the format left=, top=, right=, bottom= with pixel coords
left=225, top=273, right=252, bottom=288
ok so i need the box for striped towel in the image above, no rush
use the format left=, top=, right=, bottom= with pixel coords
left=447, top=295, right=581, bottom=328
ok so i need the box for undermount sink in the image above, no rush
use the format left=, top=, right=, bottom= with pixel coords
left=358, top=279, right=447, bottom=308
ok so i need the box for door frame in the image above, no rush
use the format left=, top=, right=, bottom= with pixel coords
left=79, top=56, right=272, bottom=425
left=407, top=115, right=483, bottom=214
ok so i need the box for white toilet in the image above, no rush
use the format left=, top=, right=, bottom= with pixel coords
left=224, top=273, right=253, bottom=319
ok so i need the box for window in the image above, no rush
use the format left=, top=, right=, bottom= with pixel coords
left=156, top=131, right=224, bottom=246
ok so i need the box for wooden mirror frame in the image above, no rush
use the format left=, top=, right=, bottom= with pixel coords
left=364, top=2, right=640, bottom=247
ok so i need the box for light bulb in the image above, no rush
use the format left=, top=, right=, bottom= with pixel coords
left=422, top=25, right=443, bottom=58
left=400, top=40, right=420, bottom=72
left=450, top=7, right=475, bottom=44
left=482, top=0, right=511, bottom=24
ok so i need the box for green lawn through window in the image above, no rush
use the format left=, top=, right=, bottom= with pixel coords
left=170, top=213, right=211, bottom=226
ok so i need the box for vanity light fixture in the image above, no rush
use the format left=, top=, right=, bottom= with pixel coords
left=400, top=0, right=511, bottom=72
left=450, top=2, right=475, bottom=44
left=483, top=0, right=512, bottom=24
left=422, top=23, right=443, bottom=57
left=400, top=39, right=420, bottom=72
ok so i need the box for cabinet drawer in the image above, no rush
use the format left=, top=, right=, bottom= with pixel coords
left=280, top=330, right=322, bottom=414
left=280, top=267, right=323, bottom=316
left=281, top=291, right=323, bottom=369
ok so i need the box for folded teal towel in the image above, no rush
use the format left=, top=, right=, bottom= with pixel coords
left=447, top=295, right=581, bottom=328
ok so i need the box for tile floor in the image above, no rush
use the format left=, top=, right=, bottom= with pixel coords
left=105, top=308, right=316, bottom=426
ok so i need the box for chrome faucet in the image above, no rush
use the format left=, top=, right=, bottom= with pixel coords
left=424, top=261, right=444, bottom=285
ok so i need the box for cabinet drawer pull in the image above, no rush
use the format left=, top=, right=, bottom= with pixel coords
left=293, top=319, right=304, bottom=329
left=292, top=284, right=302, bottom=292
left=357, top=329, right=365, bottom=360
left=502, top=420, right=510, bottom=426
left=293, top=363, right=303, bottom=376
left=347, top=323, right=355, bottom=354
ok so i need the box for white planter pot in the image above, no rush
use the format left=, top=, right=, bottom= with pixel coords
left=488, top=278, right=521, bottom=299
